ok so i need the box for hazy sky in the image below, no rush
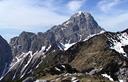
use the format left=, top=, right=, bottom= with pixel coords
left=0, top=0, right=128, bottom=41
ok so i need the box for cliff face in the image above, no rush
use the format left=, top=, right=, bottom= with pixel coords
left=0, top=35, right=12, bottom=78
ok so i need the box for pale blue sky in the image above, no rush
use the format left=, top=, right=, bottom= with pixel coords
left=0, top=0, right=128, bottom=41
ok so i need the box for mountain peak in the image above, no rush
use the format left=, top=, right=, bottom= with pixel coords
left=76, top=11, right=84, bottom=16
left=78, top=11, right=83, bottom=14
left=72, top=11, right=91, bottom=18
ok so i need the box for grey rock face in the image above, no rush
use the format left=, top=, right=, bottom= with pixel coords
left=10, top=12, right=103, bottom=56
left=0, top=35, right=12, bottom=77
left=54, top=12, right=102, bottom=44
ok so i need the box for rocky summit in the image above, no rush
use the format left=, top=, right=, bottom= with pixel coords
left=0, top=11, right=128, bottom=82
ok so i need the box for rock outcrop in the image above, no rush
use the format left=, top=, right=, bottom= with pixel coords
left=0, top=35, right=12, bottom=78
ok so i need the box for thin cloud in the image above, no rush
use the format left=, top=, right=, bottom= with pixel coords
left=97, top=0, right=121, bottom=13
left=95, top=12, right=128, bottom=31
left=96, top=0, right=128, bottom=31
left=0, top=0, right=69, bottom=29
left=66, top=0, right=85, bottom=11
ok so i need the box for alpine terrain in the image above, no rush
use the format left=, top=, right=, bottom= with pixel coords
left=0, top=11, right=127, bottom=82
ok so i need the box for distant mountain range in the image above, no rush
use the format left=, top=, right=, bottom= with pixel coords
left=10, top=11, right=103, bottom=57
left=0, top=11, right=127, bottom=82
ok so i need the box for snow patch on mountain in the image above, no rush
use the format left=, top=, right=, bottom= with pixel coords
left=110, top=32, right=128, bottom=57
left=0, top=63, right=8, bottom=80
left=61, top=30, right=105, bottom=51
left=102, top=74, right=113, bottom=81
left=57, top=43, right=64, bottom=51
left=119, top=80, right=124, bottom=82
left=61, top=65, right=65, bottom=68
left=40, top=46, right=46, bottom=52
left=46, top=45, right=51, bottom=52
left=64, top=43, right=76, bottom=50
left=71, top=77, right=79, bottom=82
left=84, top=30, right=105, bottom=41
left=55, top=67, right=61, bottom=71
left=21, top=51, right=34, bottom=74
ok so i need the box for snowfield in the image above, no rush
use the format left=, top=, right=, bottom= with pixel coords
left=109, top=32, right=128, bottom=58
